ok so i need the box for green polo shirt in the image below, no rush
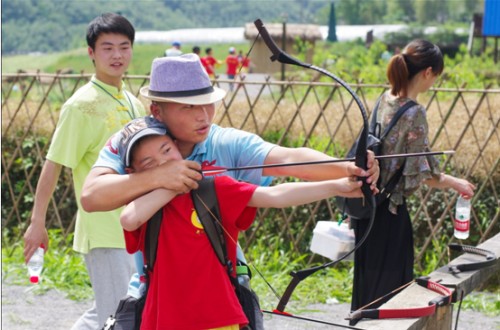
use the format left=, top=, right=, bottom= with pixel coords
left=47, top=75, right=146, bottom=253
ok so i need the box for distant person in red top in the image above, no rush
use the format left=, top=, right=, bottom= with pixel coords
left=203, top=47, right=221, bottom=79
left=226, top=47, right=239, bottom=91
left=192, top=45, right=209, bottom=73
left=238, top=50, right=251, bottom=74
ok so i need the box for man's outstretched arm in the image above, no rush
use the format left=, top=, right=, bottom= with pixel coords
left=263, top=146, right=379, bottom=190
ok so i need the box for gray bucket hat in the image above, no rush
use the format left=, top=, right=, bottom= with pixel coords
left=140, top=53, right=226, bottom=105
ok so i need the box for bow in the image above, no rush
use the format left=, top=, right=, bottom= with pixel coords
left=253, top=18, right=377, bottom=314
left=346, top=277, right=453, bottom=323
left=448, top=243, right=497, bottom=274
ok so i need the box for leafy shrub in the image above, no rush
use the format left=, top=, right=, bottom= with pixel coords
left=1, top=134, right=77, bottom=239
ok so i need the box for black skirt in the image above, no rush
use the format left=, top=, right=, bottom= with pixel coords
left=350, top=198, right=414, bottom=311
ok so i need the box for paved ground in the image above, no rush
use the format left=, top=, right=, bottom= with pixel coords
left=2, top=283, right=499, bottom=330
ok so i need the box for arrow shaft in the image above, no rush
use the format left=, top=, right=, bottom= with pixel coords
left=262, top=310, right=364, bottom=329
left=202, top=150, right=454, bottom=175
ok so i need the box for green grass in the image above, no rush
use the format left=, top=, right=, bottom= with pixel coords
left=244, top=235, right=354, bottom=312
left=2, top=52, right=73, bottom=73
left=2, top=229, right=93, bottom=301
left=2, top=42, right=249, bottom=76
left=461, top=292, right=500, bottom=317
left=2, top=227, right=499, bottom=317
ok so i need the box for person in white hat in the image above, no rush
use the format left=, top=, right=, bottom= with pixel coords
left=165, top=41, right=182, bottom=57
left=82, top=54, right=380, bottom=329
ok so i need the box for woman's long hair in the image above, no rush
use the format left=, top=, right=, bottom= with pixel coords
left=387, top=39, right=444, bottom=96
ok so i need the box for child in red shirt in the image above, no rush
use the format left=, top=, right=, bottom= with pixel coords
left=119, top=117, right=363, bottom=330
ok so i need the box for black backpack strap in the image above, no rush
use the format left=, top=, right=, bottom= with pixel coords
left=191, top=179, right=260, bottom=330
left=191, top=177, right=234, bottom=277
left=369, top=97, right=382, bottom=135
left=377, top=100, right=416, bottom=197
left=144, top=208, right=163, bottom=275
left=380, top=162, right=405, bottom=197
left=379, top=100, right=417, bottom=140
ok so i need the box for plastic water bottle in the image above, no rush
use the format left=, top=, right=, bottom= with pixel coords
left=236, top=264, right=251, bottom=289
left=27, top=245, right=45, bottom=284
left=454, top=196, right=471, bottom=240
left=237, top=274, right=251, bottom=289
left=127, top=273, right=147, bottom=298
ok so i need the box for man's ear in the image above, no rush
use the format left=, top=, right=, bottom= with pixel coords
left=150, top=102, right=160, bottom=119
left=87, top=46, right=94, bottom=59
left=88, top=47, right=96, bottom=66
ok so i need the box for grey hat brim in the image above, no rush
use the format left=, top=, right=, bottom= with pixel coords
left=140, top=86, right=226, bottom=105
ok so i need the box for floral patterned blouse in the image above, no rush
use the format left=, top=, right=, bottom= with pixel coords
left=375, top=91, right=442, bottom=214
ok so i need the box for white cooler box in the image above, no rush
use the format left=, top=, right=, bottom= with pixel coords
left=310, top=221, right=355, bottom=261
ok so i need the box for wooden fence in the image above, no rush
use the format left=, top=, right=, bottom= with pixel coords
left=1, top=72, right=499, bottom=273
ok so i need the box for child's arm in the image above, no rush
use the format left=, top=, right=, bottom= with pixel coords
left=247, top=178, right=363, bottom=208
left=120, top=189, right=176, bottom=231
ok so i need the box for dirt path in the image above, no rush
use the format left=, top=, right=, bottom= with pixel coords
left=2, top=283, right=499, bottom=330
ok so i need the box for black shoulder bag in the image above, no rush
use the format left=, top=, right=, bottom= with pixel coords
left=335, top=99, right=416, bottom=219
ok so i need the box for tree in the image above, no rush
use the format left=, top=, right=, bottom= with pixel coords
left=327, top=1, right=338, bottom=42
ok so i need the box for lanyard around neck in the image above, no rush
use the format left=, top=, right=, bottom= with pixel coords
left=91, top=80, right=136, bottom=120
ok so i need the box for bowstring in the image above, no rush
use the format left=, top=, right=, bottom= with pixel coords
left=352, top=279, right=415, bottom=313
left=236, top=32, right=259, bottom=77
left=194, top=192, right=282, bottom=301
left=215, top=29, right=260, bottom=114
left=454, top=290, right=464, bottom=330
left=208, top=30, right=284, bottom=303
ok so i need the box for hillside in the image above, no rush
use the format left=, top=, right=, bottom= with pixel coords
left=1, top=0, right=482, bottom=55
left=1, top=0, right=328, bottom=55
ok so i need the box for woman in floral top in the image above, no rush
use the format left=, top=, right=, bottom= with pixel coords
left=351, top=39, right=476, bottom=311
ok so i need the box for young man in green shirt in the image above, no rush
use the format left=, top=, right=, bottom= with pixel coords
left=23, top=13, right=146, bottom=329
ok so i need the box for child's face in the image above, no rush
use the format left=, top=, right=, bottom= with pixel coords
left=129, top=135, right=182, bottom=173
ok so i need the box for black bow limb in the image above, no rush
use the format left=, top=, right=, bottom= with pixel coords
left=448, top=243, right=497, bottom=274
left=254, top=18, right=377, bottom=314
left=253, top=19, right=373, bottom=202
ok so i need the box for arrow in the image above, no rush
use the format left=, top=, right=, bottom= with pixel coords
left=202, top=150, right=454, bottom=176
